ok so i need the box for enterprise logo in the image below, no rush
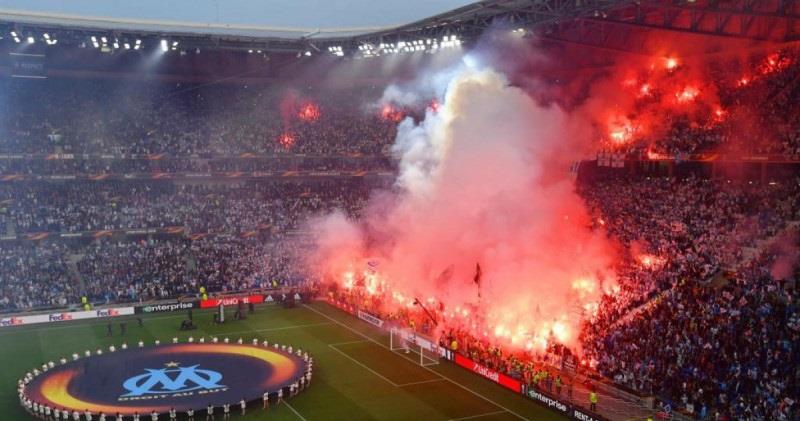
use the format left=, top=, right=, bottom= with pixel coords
left=143, top=303, right=194, bottom=313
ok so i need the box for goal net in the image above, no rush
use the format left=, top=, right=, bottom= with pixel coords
left=389, top=327, right=439, bottom=367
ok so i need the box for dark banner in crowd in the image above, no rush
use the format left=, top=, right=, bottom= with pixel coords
left=0, top=170, right=394, bottom=182
left=199, top=294, right=265, bottom=309
left=0, top=152, right=383, bottom=160
left=9, top=52, right=46, bottom=78
left=453, top=354, right=522, bottom=393
left=0, top=225, right=277, bottom=242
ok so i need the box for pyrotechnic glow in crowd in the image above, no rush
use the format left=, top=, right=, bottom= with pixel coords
left=308, top=66, right=617, bottom=351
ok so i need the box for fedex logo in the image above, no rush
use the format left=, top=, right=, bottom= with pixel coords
left=96, top=309, right=120, bottom=318
left=48, top=313, right=73, bottom=322
left=0, top=317, right=23, bottom=326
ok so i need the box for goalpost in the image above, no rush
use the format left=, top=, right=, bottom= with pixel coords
left=389, top=327, right=440, bottom=367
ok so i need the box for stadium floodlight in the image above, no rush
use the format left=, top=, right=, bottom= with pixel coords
left=327, top=46, right=344, bottom=57
left=160, top=39, right=168, bottom=52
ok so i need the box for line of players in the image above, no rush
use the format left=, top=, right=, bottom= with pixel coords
left=18, top=344, right=313, bottom=421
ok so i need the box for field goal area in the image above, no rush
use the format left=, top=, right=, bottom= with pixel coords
left=389, top=327, right=440, bottom=367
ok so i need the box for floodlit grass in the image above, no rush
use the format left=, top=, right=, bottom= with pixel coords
left=0, top=302, right=566, bottom=420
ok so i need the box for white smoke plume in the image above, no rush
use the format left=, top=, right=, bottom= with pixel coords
left=307, top=65, right=617, bottom=349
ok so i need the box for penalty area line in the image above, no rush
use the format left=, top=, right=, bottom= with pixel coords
left=396, top=378, right=446, bottom=387
left=303, top=304, right=529, bottom=421
left=283, top=401, right=307, bottom=421
left=327, top=339, right=371, bottom=347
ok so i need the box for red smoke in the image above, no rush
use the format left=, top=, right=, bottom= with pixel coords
left=573, top=47, right=796, bottom=155
left=298, top=102, right=321, bottom=122
left=308, top=67, right=617, bottom=350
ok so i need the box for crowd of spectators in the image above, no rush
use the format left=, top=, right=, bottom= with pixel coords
left=0, top=177, right=374, bottom=311
left=579, top=176, right=800, bottom=419
left=0, top=79, right=397, bottom=156
left=594, top=48, right=800, bottom=158
left=78, top=237, right=308, bottom=305
left=0, top=180, right=374, bottom=235
left=0, top=243, right=77, bottom=310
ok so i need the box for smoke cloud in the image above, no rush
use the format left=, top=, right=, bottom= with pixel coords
left=307, top=65, right=617, bottom=349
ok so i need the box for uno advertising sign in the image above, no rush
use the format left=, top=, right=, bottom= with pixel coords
left=199, top=294, right=265, bottom=309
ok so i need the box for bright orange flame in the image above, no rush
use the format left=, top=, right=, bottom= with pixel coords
left=637, top=253, right=665, bottom=269
left=572, top=278, right=596, bottom=298
left=607, top=118, right=636, bottom=145
left=380, top=104, right=404, bottom=122
left=675, top=86, right=699, bottom=103
left=297, top=103, right=320, bottom=122
left=278, top=133, right=295, bottom=149
left=342, top=271, right=355, bottom=289
left=664, top=57, right=679, bottom=70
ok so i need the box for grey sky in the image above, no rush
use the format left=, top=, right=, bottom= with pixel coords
left=0, top=0, right=474, bottom=33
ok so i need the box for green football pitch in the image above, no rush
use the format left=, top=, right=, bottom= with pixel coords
left=0, top=302, right=566, bottom=421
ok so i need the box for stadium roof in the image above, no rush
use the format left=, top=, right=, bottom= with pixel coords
left=0, top=0, right=475, bottom=39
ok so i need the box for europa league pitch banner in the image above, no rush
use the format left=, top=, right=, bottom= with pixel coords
left=22, top=343, right=307, bottom=415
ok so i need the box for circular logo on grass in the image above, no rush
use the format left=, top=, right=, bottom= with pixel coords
left=23, top=343, right=307, bottom=415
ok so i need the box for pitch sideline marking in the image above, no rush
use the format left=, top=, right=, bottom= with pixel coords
left=304, top=304, right=526, bottom=420
left=283, top=401, right=308, bottom=421
left=447, top=410, right=508, bottom=420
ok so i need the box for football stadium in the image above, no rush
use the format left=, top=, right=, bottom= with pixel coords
left=1, top=1, right=800, bottom=420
